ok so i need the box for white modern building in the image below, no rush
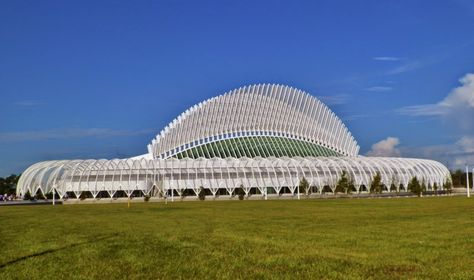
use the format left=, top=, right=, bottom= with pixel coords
left=16, top=84, right=451, bottom=199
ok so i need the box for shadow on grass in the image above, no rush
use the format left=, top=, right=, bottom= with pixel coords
left=0, top=234, right=117, bottom=269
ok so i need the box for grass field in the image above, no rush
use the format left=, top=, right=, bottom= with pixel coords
left=1, top=197, right=473, bottom=279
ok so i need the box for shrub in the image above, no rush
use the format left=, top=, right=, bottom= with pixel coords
left=299, top=177, right=310, bottom=196
left=180, top=188, right=187, bottom=200
left=370, top=172, right=383, bottom=194
left=79, top=192, right=87, bottom=200
left=45, top=192, right=54, bottom=199
left=34, top=190, right=44, bottom=200
left=236, top=186, right=245, bottom=200
left=408, top=177, right=425, bottom=197
left=23, top=191, right=32, bottom=200
left=335, top=171, right=353, bottom=194
left=198, top=187, right=205, bottom=201
left=144, top=195, right=150, bottom=202
left=443, top=180, right=453, bottom=194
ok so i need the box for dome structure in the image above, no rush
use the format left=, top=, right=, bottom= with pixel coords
left=16, top=84, right=451, bottom=200
left=148, top=84, right=359, bottom=159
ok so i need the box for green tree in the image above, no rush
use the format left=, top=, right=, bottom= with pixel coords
left=23, top=191, right=32, bottom=200
left=408, top=177, right=424, bottom=197
left=34, top=189, right=45, bottom=200
left=299, top=177, right=310, bottom=196
left=451, top=169, right=464, bottom=187
left=79, top=192, right=87, bottom=200
left=0, top=174, right=20, bottom=195
left=198, top=186, right=206, bottom=201
left=433, top=183, right=438, bottom=195
left=236, top=185, right=245, bottom=200
left=443, top=179, right=453, bottom=194
left=421, top=180, right=427, bottom=196
left=335, top=171, right=353, bottom=194
left=370, top=172, right=383, bottom=194
left=179, top=188, right=187, bottom=200
left=45, top=192, right=54, bottom=199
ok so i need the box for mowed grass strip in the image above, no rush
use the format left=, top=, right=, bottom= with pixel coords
left=0, top=197, right=473, bottom=279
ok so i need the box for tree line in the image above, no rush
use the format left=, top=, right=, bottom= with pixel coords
left=450, top=169, right=472, bottom=188
left=0, top=174, right=20, bottom=195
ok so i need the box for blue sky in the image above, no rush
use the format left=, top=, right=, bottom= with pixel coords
left=1, top=0, right=474, bottom=176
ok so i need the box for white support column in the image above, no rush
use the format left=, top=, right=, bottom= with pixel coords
left=52, top=188, right=55, bottom=206
left=466, top=165, right=470, bottom=198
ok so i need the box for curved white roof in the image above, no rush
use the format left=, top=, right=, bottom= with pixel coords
left=148, top=84, right=359, bottom=158
left=16, top=156, right=450, bottom=197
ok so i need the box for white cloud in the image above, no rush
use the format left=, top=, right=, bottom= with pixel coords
left=436, top=73, right=474, bottom=107
left=392, top=73, right=474, bottom=168
left=367, top=137, right=401, bottom=157
left=367, top=135, right=474, bottom=169
left=373, top=56, right=401, bottom=61
left=398, top=73, right=474, bottom=131
left=400, top=136, right=474, bottom=169
left=364, top=86, right=393, bottom=92
left=457, top=136, right=474, bottom=153
left=0, top=128, right=153, bottom=143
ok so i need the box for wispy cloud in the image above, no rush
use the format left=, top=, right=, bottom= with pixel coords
left=397, top=104, right=443, bottom=116
left=341, top=112, right=387, bottom=121
left=317, top=94, right=349, bottom=105
left=342, top=114, right=372, bottom=121
left=386, top=61, right=423, bottom=75
left=364, top=86, right=393, bottom=92
left=385, top=48, right=462, bottom=76
left=0, top=128, right=154, bottom=143
left=373, top=56, right=401, bottom=61
left=398, top=73, right=474, bottom=131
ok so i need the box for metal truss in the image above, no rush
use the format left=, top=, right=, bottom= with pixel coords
left=148, top=84, right=359, bottom=159
left=16, top=84, right=452, bottom=200
left=17, top=156, right=451, bottom=199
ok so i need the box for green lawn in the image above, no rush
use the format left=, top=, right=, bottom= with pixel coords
left=1, top=197, right=473, bottom=279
